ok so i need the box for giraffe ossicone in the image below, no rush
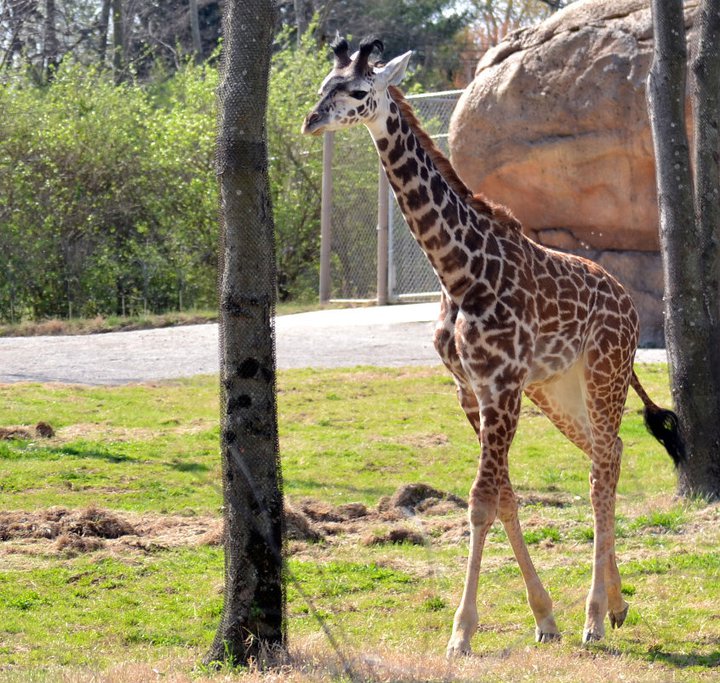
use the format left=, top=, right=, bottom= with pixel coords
left=302, top=36, right=685, bottom=657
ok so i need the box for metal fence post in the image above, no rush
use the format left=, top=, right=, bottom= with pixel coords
left=376, top=159, right=389, bottom=306
left=319, top=131, right=334, bottom=304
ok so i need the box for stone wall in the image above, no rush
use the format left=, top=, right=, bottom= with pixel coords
left=448, top=0, right=698, bottom=347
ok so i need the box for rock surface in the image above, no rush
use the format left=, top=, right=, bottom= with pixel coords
left=448, top=0, right=698, bottom=346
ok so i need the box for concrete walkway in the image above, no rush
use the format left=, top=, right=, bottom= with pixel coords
left=0, top=303, right=666, bottom=385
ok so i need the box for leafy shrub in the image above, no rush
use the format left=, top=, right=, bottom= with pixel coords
left=0, top=32, right=330, bottom=321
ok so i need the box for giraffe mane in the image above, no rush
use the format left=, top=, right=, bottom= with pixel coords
left=387, top=86, right=521, bottom=232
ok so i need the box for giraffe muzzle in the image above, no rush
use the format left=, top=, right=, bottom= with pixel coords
left=301, top=111, right=324, bottom=136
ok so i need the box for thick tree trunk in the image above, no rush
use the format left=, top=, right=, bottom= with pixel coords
left=648, top=0, right=720, bottom=499
left=205, top=0, right=285, bottom=667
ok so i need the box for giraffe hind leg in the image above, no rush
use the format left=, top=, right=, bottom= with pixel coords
left=581, top=337, right=634, bottom=643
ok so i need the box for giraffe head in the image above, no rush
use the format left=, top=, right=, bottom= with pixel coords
left=301, top=36, right=412, bottom=136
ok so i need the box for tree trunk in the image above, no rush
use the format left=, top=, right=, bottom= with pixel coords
left=98, top=0, right=112, bottom=65
left=111, top=0, right=124, bottom=82
left=647, top=0, right=720, bottom=499
left=205, top=0, right=285, bottom=668
left=294, top=0, right=308, bottom=44
left=43, top=0, right=58, bottom=79
left=189, top=0, right=202, bottom=60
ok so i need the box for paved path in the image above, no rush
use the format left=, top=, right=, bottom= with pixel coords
left=0, top=303, right=667, bottom=385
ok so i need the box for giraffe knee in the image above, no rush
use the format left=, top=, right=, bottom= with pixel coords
left=497, top=489, right=519, bottom=524
left=468, top=490, right=498, bottom=529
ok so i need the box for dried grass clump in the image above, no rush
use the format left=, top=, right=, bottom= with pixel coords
left=65, top=506, right=135, bottom=539
left=363, top=527, right=426, bottom=547
left=55, top=533, right=105, bottom=553
left=0, top=506, right=134, bottom=544
left=0, top=421, right=55, bottom=440
left=285, top=507, right=324, bottom=542
left=378, top=483, right=466, bottom=514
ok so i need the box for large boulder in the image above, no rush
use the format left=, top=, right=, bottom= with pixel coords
left=449, top=0, right=698, bottom=346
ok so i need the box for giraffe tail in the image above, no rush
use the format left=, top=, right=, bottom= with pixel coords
left=630, top=371, right=685, bottom=467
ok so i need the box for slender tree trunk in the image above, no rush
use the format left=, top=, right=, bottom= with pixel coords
left=294, top=0, right=308, bottom=44
left=189, top=0, right=202, bottom=60
left=98, top=0, right=111, bottom=65
left=205, top=0, right=284, bottom=667
left=111, top=0, right=123, bottom=82
left=43, top=0, right=58, bottom=79
left=647, top=0, right=720, bottom=499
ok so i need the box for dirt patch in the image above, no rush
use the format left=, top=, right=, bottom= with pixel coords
left=0, top=506, right=134, bottom=542
left=0, top=483, right=472, bottom=556
left=0, top=422, right=55, bottom=440
left=378, top=483, right=466, bottom=514
left=363, top=527, right=426, bottom=547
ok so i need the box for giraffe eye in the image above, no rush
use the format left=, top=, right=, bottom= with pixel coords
left=349, top=90, right=368, bottom=100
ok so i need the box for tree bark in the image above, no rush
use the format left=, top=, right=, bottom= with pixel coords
left=189, top=0, right=202, bottom=60
left=648, top=0, right=720, bottom=499
left=294, top=0, right=308, bottom=44
left=43, top=0, right=58, bottom=79
left=205, top=0, right=285, bottom=667
left=98, top=0, right=112, bottom=65
left=111, top=0, right=124, bottom=82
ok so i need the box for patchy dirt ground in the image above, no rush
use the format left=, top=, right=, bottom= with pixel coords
left=0, top=483, right=583, bottom=560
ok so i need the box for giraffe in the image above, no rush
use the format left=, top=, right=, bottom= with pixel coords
left=302, top=36, right=684, bottom=655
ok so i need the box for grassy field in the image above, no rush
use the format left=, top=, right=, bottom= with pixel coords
left=0, top=365, right=718, bottom=682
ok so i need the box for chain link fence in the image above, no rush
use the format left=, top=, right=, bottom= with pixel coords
left=323, top=90, right=463, bottom=302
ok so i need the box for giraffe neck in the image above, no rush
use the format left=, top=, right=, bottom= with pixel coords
left=365, top=91, right=496, bottom=300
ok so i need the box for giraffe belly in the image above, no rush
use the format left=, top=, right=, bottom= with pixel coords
left=525, top=335, right=584, bottom=386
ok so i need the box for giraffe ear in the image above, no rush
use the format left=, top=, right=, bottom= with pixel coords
left=373, top=50, right=412, bottom=88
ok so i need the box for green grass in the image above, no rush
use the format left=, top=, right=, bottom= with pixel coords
left=0, top=364, right=678, bottom=511
left=0, top=364, right=719, bottom=681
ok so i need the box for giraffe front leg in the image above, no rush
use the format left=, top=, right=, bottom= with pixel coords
left=446, top=480, right=497, bottom=658
left=447, top=384, right=522, bottom=658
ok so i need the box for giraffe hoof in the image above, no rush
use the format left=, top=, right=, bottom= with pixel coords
left=609, top=604, right=630, bottom=629
left=535, top=627, right=561, bottom=643
left=446, top=639, right=472, bottom=659
left=582, top=627, right=604, bottom=644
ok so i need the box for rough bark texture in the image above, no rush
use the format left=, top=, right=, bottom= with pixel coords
left=647, top=0, right=720, bottom=499
left=205, top=0, right=285, bottom=666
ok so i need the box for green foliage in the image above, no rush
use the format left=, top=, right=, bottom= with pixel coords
left=0, top=61, right=219, bottom=320
left=0, top=32, right=335, bottom=320
left=268, top=29, right=328, bottom=300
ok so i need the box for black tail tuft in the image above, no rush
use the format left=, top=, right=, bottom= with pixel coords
left=644, top=406, right=686, bottom=467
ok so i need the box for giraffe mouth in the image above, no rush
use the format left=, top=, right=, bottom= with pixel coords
left=301, top=112, right=325, bottom=136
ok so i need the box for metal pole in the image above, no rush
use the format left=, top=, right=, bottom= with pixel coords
left=319, top=131, right=334, bottom=304
left=377, top=159, right=389, bottom=306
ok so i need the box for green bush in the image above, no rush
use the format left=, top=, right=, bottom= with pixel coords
left=0, top=62, right=218, bottom=320
left=0, top=34, right=330, bottom=321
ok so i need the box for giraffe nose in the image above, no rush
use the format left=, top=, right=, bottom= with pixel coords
left=301, top=111, right=322, bottom=135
